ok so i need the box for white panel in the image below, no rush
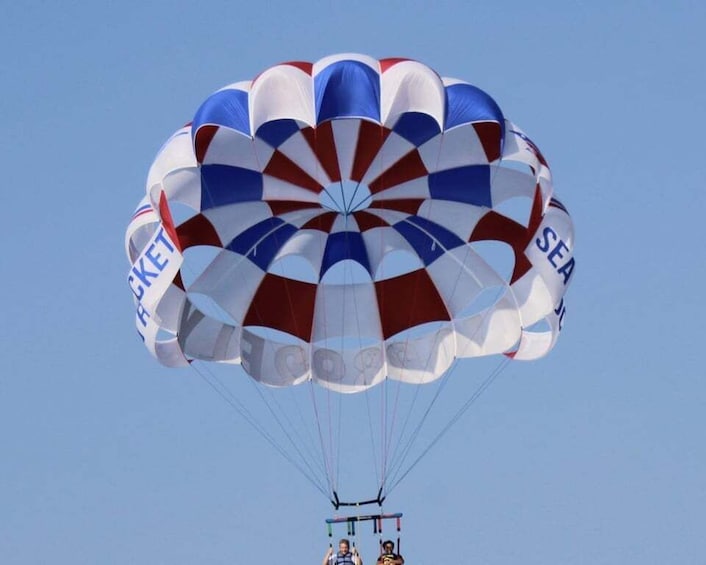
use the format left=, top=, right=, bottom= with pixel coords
left=154, top=284, right=187, bottom=332
left=201, top=127, right=259, bottom=169
left=311, top=281, right=382, bottom=342
left=502, top=121, right=553, bottom=200
left=371, top=176, right=429, bottom=200
left=455, top=295, right=522, bottom=357
left=489, top=167, right=537, bottom=205
left=363, top=208, right=411, bottom=225
left=153, top=338, right=191, bottom=368
left=272, top=229, right=328, bottom=276
left=511, top=326, right=555, bottom=360
left=518, top=207, right=576, bottom=324
left=425, top=247, right=505, bottom=317
left=311, top=345, right=386, bottom=393
left=278, top=130, right=333, bottom=186
left=179, top=303, right=241, bottom=362
left=214, top=81, right=251, bottom=95
left=511, top=297, right=564, bottom=360
left=329, top=213, right=357, bottom=234
left=125, top=196, right=157, bottom=258
left=261, top=176, right=321, bottom=204
left=241, top=329, right=311, bottom=387
left=441, top=77, right=467, bottom=87
left=250, top=64, right=315, bottom=131
left=416, top=200, right=484, bottom=241
left=385, top=325, right=455, bottom=384
left=127, top=224, right=184, bottom=315
left=313, top=53, right=380, bottom=75
left=361, top=226, right=417, bottom=278
left=276, top=208, right=325, bottom=228
left=331, top=119, right=361, bottom=180
left=252, top=136, right=278, bottom=168
left=380, top=60, right=445, bottom=129
left=418, top=124, right=489, bottom=172
left=509, top=270, right=554, bottom=328
left=189, top=251, right=266, bottom=325
left=147, top=127, right=196, bottom=190
left=161, top=168, right=202, bottom=211
left=203, top=201, right=274, bottom=245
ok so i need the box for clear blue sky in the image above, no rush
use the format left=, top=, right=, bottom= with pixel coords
left=2, top=1, right=705, bottom=563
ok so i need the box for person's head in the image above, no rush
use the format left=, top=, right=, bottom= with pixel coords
left=338, top=539, right=350, bottom=553
left=382, top=541, right=394, bottom=553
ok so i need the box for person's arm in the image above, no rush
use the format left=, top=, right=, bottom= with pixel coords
left=352, top=547, right=362, bottom=565
left=323, top=548, right=333, bottom=565
left=396, top=554, right=404, bottom=565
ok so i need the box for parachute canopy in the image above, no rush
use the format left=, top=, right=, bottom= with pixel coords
left=126, top=53, right=575, bottom=393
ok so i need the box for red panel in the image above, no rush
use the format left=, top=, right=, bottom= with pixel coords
left=253, top=61, right=313, bottom=83
left=244, top=274, right=316, bottom=342
left=470, top=211, right=531, bottom=284
left=527, top=184, right=544, bottom=236
left=264, top=150, right=323, bottom=193
left=472, top=122, right=503, bottom=163
left=268, top=201, right=320, bottom=215
left=369, top=198, right=424, bottom=215
left=350, top=121, right=390, bottom=182
left=301, top=122, right=341, bottom=182
left=176, top=214, right=222, bottom=249
left=375, top=270, right=450, bottom=339
left=522, top=135, right=548, bottom=168
left=159, top=192, right=182, bottom=252
left=379, top=57, right=412, bottom=73
left=283, top=61, right=313, bottom=75
left=173, top=271, right=185, bottom=291
left=368, top=150, right=428, bottom=194
left=194, top=125, right=219, bottom=164
left=353, top=211, right=391, bottom=231
left=302, top=212, right=337, bottom=232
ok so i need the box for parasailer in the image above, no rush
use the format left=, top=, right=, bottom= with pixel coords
left=324, top=539, right=362, bottom=565
left=377, top=540, right=404, bottom=565
left=125, top=53, right=576, bottom=512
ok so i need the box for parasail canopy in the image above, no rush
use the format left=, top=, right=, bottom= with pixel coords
left=126, top=53, right=575, bottom=503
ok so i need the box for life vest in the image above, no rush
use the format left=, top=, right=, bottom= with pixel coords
left=332, top=552, right=356, bottom=565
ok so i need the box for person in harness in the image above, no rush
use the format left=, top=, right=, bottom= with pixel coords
left=323, top=539, right=362, bottom=565
left=377, top=540, right=404, bottom=565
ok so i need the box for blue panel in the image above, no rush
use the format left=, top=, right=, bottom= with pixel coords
left=444, top=84, right=504, bottom=135
left=428, top=165, right=492, bottom=207
left=315, top=60, right=380, bottom=123
left=319, top=231, right=372, bottom=277
left=226, top=218, right=298, bottom=271
left=256, top=119, right=301, bottom=148
left=192, top=89, right=250, bottom=137
left=393, top=112, right=441, bottom=147
left=405, top=216, right=466, bottom=252
left=200, top=165, right=263, bottom=210
left=393, top=221, right=445, bottom=266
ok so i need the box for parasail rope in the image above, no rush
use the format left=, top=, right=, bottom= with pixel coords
left=381, top=253, right=490, bottom=491
left=247, top=376, right=334, bottom=493
left=384, top=355, right=510, bottom=495
left=307, top=379, right=338, bottom=499
left=189, top=360, right=331, bottom=498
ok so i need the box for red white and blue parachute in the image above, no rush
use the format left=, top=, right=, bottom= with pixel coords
left=126, top=54, right=574, bottom=500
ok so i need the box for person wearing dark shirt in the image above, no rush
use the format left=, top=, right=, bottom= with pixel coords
left=377, top=540, right=404, bottom=565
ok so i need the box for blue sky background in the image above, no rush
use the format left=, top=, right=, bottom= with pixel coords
left=2, top=1, right=705, bottom=563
